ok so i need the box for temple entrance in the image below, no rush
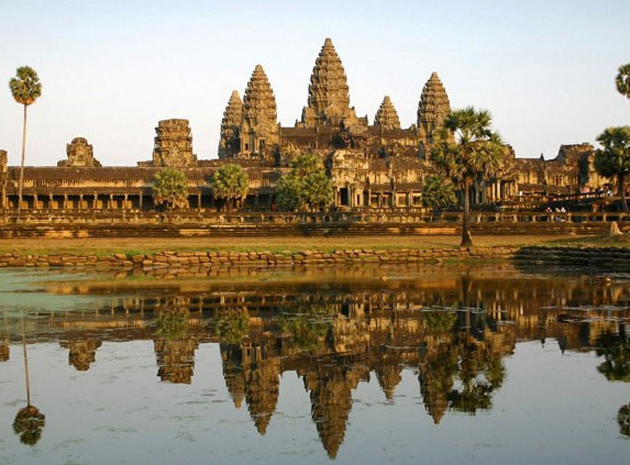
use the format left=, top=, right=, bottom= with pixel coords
left=339, top=188, right=349, bottom=206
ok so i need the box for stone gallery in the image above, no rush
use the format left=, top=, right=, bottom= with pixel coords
left=0, top=39, right=606, bottom=212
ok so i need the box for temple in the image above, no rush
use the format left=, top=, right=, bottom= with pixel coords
left=0, top=38, right=607, bottom=213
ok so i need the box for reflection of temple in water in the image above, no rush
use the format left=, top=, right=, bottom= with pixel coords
left=59, top=340, right=102, bottom=371
left=3, top=270, right=630, bottom=456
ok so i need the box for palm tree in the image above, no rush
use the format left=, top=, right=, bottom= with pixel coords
left=594, top=126, right=630, bottom=213
left=616, top=63, right=630, bottom=124
left=9, top=66, right=42, bottom=217
left=431, top=107, right=505, bottom=246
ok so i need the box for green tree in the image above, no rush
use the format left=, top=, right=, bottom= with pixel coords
left=594, top=126, right=630, bottom=213
left=153, top=168, right=189, bottom=210
left=422, top=174, right=457, bottom=209
left=210, top=163, right=249, bottom=211
left=616, top=63, right=630, bottom=124
left=430, top=107, right=505, bottom=246
left=9, top=66, right=42, bottom=217
left=276, top=152, right=333, bottom=211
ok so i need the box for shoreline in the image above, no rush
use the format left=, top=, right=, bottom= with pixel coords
left=1, top=241, right=628, bottom=272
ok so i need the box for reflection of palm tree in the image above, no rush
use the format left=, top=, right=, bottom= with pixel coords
left=14, top=321, right=45, bottom=445
left=13, top=405, right=45, bottom=446
left=619, top=403, right=630, bottom=437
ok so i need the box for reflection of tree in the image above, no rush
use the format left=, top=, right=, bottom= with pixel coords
left=619, top=404, right=630, bottom=437
left=595, top=328, right=630, bottom=437
left=153, top=308, right=198, bottom=384
left=14, top=322, right=45, bottom=446
left=418, top=334, right=506, bottom=424
left=13, top=405, right=46, bottom=446
left=278, top=304, right=334, bottom=351
left=155, top=308, right=189, bottom=340
left=213, top=308, right=250, bottom=344
left=423, top=308, right=458, bottom=334
left=595, top=330, right=630, bottom=382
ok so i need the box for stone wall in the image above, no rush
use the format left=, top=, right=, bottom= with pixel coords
left=4, top=245, right=629, bottom=274
left=0, top=246, right=519, bottom=271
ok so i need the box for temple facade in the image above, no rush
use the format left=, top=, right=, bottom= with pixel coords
left=0, top=38, right=608, bottom=213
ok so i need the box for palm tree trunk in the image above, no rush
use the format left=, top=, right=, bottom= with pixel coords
left=461, top=179, right=473, bottom=246
left=17, top=104, right=28, bottom=218
left=619, top=173, right=629, bottom=213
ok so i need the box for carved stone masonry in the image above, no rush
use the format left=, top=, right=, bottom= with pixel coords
left=374, top=96, right=401, bottom=130
left=58, top=137, right=102, bottom=167
left=241, top=65, right=279, bottom=156
left=301, top=38, right=358, bottom=128
left=418, top=72, right=451, bottom=151
left=152, top=119, right=198, bottom=167
left=219, top=90, right=244, bottom=159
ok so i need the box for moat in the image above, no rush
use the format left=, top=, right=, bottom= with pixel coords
left=1, top=264, right=629, bottom=464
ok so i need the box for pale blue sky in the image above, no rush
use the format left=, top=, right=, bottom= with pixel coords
left=1, top=0, right=628, bottom=166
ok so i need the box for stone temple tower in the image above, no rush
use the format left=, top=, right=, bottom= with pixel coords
left=374, top=96, right=401, bottom=130
left=241, top=65, right=279, bottom=156
left=417, top=72, right=451, bottom=154
left=218, top=90, right=244, bottom=159
left=301, top=38, right=358, bottom=128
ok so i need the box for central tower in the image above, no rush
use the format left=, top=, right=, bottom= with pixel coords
left=301, top=38, right=357, bottom=127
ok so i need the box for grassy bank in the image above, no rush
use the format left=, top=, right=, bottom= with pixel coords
left=0, top=234, right=603, bottom=257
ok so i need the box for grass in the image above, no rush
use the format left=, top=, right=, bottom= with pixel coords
left=0, top=234, right=602, bottom=256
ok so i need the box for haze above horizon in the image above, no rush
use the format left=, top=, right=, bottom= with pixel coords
left=0, top=0, right=628, bottom=166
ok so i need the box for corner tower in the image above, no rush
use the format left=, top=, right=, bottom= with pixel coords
left=301, top=38, right=357, bottom=127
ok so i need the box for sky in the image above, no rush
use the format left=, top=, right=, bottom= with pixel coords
left=0, top=0, right=629, bottom=167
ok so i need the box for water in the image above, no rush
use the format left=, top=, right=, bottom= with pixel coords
left=0, top=265, right=629, bottom=464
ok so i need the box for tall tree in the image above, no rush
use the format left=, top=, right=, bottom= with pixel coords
left=430, top=107, right=505, bottom=246
left=210, top=163, right=249, bottom=211
left=9, top=66, right=42, bottom=217
left=153, top=168, right=189, bottom=210
left=594, top=126, right=630, bottom=213
left=616, top=63, right=630, bottom=124
left=276, top=152, right=333, bottom=211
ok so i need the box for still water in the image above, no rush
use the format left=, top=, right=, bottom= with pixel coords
left=0, top=264, right=629, bottom=464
